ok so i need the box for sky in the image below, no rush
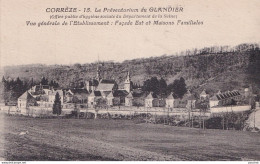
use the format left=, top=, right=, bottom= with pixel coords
left=0, top=0, right=260, bottom=67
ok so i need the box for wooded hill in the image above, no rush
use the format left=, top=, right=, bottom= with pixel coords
left=1, top=43, right=259, bottom=101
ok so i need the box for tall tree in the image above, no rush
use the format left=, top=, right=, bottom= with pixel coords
left=167, top=77, right=187, bottom=98
left=53, top=92, right=62, bottom=115
left=159, top=78, right=167, bottom=97
left=41, top=77, right=48, bottom=85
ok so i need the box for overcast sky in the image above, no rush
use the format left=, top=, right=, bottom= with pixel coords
left=1, top=0, right=260, bottom=67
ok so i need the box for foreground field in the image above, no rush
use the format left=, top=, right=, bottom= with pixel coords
left=0, top=113, right=259, bottom=161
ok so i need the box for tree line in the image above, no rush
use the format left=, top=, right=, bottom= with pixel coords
left=141, top=77, right=187, bottom=98
left=1, top=76, right=59, bottom=104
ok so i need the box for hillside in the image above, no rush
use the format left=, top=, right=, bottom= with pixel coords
left=1, top=43, right=259, bottom=99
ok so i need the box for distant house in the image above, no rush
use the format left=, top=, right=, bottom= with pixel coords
left=125, top=92, right=134, bottom=107
left=106, top=92, right=114, bottom=106
left=209, top=90, right=241, bottom=107
left=68, top=88, right=88, bottom=104
left=17, top=91, right=36, bottom=114
left=165, top=93, right=175, bottom=108
left=145, top=92, right=155, bottom=108
left=88, top=91, right=101, bottom=108
left=209, top=94, right=219, bottom=107
left=200, top=89, right=208, bottom=99
left=183, top=92, right=196, bottom=109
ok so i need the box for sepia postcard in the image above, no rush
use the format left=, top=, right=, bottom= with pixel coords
left=0, top=0, right=260, bottom=162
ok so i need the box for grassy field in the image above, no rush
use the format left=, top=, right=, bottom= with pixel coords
left=0, top=113, right=259, bottom=161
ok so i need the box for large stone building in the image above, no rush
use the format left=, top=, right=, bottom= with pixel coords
left=209, top=90, right=241, bottom=107
left=86, top=62, right=132, bottom=107
left=17, top=91, right=37, bottom=114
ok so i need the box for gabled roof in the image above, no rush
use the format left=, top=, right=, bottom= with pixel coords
left=100, top=79, right=115, bottom=84
left=89, top=91, right=102, bottom=97
left=96, top=79, right=116, bottom=91
left=107, top=92, right=114, bottom=98
left=70, top=88, right=88, bottom=94
left=18, top=92, right=35, bottom=101
left=213, top=90, right=241, bottom=100
left=113, top=90, right=129, bottom=97
left=132, top=89, right=145, bottom=98
left=166, top=93, right=174, bottom=99
left=126, top=92, right=133, bottom=98
left=210, top=95, right=219, bottom=101
left=101, top=91, right=112, bottom=97
left=200, top=89, right=207, bottom=95
left=146, top=92, right=155, bottom=99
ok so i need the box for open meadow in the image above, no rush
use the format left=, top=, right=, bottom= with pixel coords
left=0, top=113, right=259, bottom=161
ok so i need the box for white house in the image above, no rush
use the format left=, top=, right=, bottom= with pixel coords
left=165, top=93, right=174, bottom=108
left=125, top=92, right=133, bottom=107
left=145, top=92, right=154, bottom=108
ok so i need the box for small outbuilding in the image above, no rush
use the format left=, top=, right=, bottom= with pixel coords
left=165, top=92, right=175, bottom=108
left=145, top=92, right=155, bottom=108
left=125, top=92, right=133, bottom=107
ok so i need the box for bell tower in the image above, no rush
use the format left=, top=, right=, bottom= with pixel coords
left=124, top=71, right=132, bottom=93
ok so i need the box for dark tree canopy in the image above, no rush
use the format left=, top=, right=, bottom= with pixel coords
left=41, top=77, right=48, bottom=85
left=167, top=77, right=187, bottom=99
left=53, top=92, right=62, bottom=115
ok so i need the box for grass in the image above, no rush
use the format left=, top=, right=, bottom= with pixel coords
left=1, top=113, right=260, bottom=161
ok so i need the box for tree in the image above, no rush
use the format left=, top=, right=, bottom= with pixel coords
left=159, top=78, right=167, bottom=97
left=41, top=77, right=48, bottom=85
left=142, top=77, right=161, bottom=96
left=167, top=77, right=187, bottom=98
left=53, top=92, right=62, bottom=115
left=49, top=80, right=59, bottom=88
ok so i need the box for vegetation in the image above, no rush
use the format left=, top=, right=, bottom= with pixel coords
left=0, top=43, right=259, bottom=102
left=1, top=77, right=28, bottom=104
left=53, top=92, right=62, bottom=115
left=3, top=116, right=260, bottom=161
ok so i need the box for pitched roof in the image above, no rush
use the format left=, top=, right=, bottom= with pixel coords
left=126, top=92, right=133, bottom=98
left=89, top=91, right=102, bottom=97
left=210, top=95, right=219, bottom=101
left=166, top=93, right=174, bottom=99
left=18, top=92, right=30, bottom=100
left=107, top=92, right=114, bottom=98
left=18, top=92, right=35, bottom=101
left=101, top=91, right=112, bottom=97
left=200, top=90, right=207, bottom=95
left=70, top=88, right=88, bottom=94
left=212, top=90, right=241, bottom=100
left=146, top=92, right=155, bottom=99
left=100, top=79, right=115, bottom=84
left=96, top=79, right=116, bottom=91
left=113, top=90, right=129, bottom=97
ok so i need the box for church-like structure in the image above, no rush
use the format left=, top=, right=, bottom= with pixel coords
left=86, top=63, right=133, bottom=107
